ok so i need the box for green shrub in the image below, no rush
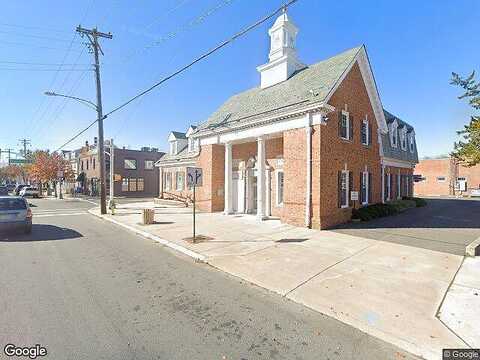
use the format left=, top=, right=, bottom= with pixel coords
left=352, top=203, right=399, bottom=221
left=402, top=196, right=427, bottom=207
left=352, top=199, right=420, bottom=222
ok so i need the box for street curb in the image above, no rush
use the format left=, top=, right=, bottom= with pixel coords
left=87, top=209, right=206, bottom=262
left=466, top=236, right=480, bottom=257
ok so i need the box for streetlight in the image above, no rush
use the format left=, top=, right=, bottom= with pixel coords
left=44, top=90, right=108, bottom=214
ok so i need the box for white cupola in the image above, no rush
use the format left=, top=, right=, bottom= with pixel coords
left=257, top=9, right=305, bottom=89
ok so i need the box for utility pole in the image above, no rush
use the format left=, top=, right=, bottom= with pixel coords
left=110, top=138, right=114, bottom=202
left=18, top=139, right=31, bottom=158
left=5, top=148, right=13, bottom=164
left=76, top=25, right=112, bottom=215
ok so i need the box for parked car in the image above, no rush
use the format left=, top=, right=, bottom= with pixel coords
left=14, top=184, right=28, bottom=196
left=0, top=186, right=8, bottom=196
left=20, top=187, right=40, bottom=198
left=6, top=184, right=16, bottom=192
left=0, top=196, right=32, bottom=234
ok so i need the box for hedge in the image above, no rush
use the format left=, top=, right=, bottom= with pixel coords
left=402, top=196, right=427, bottom=207
left=351, top=198, right=425, bottom=222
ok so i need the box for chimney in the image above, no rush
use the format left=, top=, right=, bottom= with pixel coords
left=94, top=137, right=98, bottom=146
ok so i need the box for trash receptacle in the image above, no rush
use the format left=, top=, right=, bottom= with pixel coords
left=143, top=208, right=155, bottom=225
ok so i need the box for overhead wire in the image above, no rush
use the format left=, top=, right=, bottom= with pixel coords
left=54, top=0, right=299, bottom=152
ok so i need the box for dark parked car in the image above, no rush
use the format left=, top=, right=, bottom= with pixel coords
left=6, top=184, right=16, bottom=192
left=0, top=186, right=8, bottom=196
left=0, top=196, right=32, bottom=234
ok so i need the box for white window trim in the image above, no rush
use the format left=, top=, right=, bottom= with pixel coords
left=341, top=170, right=349, bottom=208
left=386, top=173, right=391, bottom=201
left=176, top=172, right=184, bottom=191
left=362, top=118, right=369, bottom=145
left=397, top=173, right=401, bottom=199
left=275, top=170, right=284, bottom=206
left=400, top=128, right=407, bottom=151
left=341, top=110, right=350, bottom=140
left=409, top=134, right=415, bottom=153
left=187, top=137, right=194, bottom=152
left=390, top=123, right=398, bottom=148
left=362, top=171, right=369, bottom=205
left=165, top=173, right=171, bottom=191
left=169, top=141, right=177, bottom=155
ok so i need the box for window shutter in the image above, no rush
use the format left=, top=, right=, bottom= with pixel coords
left=368, top=123, right=372, bottom=145
left=349, top=115, right=354, bottom=140
left=338, top=111, right=343, bottom=138
left=390, top=174, right=394, bottom=199
left=349, top=171, right=353, bottom=207
left=338, top=171, right=342, bottom=208
left=359, top=172, right=364, bottom=203
left=368, top=172, right=373, bottom=204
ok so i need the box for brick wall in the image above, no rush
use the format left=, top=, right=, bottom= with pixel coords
left=415, top=158, right=480, bottom=196
left=196, top=144, right=225, bottom=212
left=318, top=62, right=382, bottom=229
left=414, top=159, right=452, bottom=196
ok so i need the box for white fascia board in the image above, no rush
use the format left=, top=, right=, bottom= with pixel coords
left=198, top=103, right=333, bottom=145
left=381, top=157, right=415, bottom=169
left=167, top=133, right=177, bottom=142
left=324, top=46, right=388, bottom=134
left=156, top=160, right=197, bottom=168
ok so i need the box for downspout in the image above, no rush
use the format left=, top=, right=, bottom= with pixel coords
left=305, top=113, right=313, bottom=228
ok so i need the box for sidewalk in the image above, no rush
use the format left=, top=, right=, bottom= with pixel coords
left=89, top=201, right=476, bottom=360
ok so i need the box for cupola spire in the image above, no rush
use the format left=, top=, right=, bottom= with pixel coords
left=257, top=9, right=304, bottom=88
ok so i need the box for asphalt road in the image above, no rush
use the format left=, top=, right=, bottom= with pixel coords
left=0, top=198, right=418, bottom=360
left=333, top=197, right=480, bottom=255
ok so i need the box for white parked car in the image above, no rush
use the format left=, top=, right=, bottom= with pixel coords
left=0, top=196, right=32, bottom=234
left=19, top=187, right=40, bottom=198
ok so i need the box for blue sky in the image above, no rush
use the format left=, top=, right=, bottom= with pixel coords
left=0, top=0, right=478, bottom=160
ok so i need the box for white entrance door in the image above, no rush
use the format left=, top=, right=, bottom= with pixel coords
left=232, top=171, right=244, bottom=213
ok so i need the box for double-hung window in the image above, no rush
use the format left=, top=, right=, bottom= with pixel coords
left=124, top=159, right=137, bottom=170
left=339, top=110, right=351, bottom=140
left=409, top=135, right=415, bottom=153
left=339, top=170, right=349, bottom=208
left=385, top=173, right=391, bottom=201
left=164, top=172, right=172, bottom=191
left=176, top=172, right=185, bottom=191
left=361, top=119, right=369, bottom=145
left=144, top=160, right=154, bottom=170
left=361, top=171, right=369, bottom=205
left=276, top=170, right=284, bottom=206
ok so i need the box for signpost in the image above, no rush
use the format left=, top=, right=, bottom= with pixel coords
left=350, top=190, right=359, bottom=209
left=57, top=170, right=64, bottom=199
left=187, top=167, right=203, bottom=242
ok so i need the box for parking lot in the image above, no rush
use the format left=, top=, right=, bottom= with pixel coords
left=333, top=197, right=480, bottom=255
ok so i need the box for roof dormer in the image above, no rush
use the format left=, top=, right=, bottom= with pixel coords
left=185, top=125, right=199, bottom=153
left=168, top=131, right=187, bottom=155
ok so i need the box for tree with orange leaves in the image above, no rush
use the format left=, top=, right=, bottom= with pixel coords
left=28, top=150, right=74, bottom=195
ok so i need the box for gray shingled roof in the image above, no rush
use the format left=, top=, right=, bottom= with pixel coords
left=382, top=110, right=418, bottom=163
left=196, top=45, right=363, bottom=133
left=170, top=131, right=187, bottom=139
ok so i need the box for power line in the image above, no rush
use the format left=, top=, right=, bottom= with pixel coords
left=0, top=67, right=91, bottom=71
left=0, top=60, right=92, bottom=66
left=54, top=0, right=299, bottom=152
left=0, top=22, right=71, bottom=34
left=119, top=0, right=235, bottom=65
left=25, top=0, right=96, bottom=139
left=0, top=29, right=84, bottom=43
left=0, top=39, right=84, bottom=52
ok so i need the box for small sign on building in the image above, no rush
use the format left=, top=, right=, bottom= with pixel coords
left=187, top=167, right=203, bottom=187
left=350, top=191, right=359, bottom=201
left=114, top=174, right=122, bottom=182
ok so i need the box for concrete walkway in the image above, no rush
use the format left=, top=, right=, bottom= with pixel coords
left=89, top=201, right=475, bottom=360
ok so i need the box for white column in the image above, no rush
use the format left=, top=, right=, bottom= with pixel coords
left=381, top=165, right=385, bottom=203
left=224, top=142, right=233, bottom=214
left=256, top=137, right=267, bottom=220
left=265, top=168, right=271, bottom=217
left=305, top=124, right=312, bottom=228
left=159, top=167, right=164, bottom=199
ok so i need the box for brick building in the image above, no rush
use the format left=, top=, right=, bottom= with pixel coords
left=414, top=158, right=480, bottom=196
left=156, top=12, right=418, bottom=229
left=78, top=138, right=164, bottom=197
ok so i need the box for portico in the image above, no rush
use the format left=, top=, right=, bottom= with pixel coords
left=223, top=134, right=282, bottom=220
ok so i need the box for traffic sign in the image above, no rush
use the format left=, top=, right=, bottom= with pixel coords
left=9, top=159, right=32, bottom=165
left=187, top=167, right=203, bottom=187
